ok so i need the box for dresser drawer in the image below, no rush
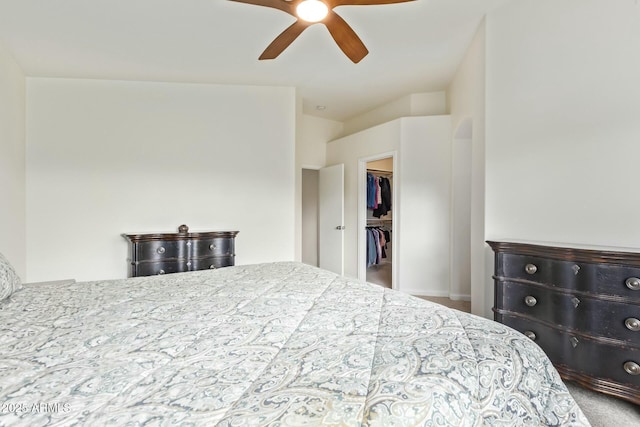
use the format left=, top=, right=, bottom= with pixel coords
left=496, top=281, right=640, bottom=342
left=190, top=237, right=234, bottom=257
left=498, top=253, right=640, bottom=299
left=501, top=315, right=640, bottom=388
left=190, top=256, right=234, bottom=271
left=135, top=261, right=188, bottom=276
left=135, top=240, right=186, bottom=261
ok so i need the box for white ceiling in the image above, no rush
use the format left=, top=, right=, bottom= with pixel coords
left=0, top=0, right=510, bottom=121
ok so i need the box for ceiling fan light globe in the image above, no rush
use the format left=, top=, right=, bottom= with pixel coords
left=296, top=0, right=329, bottom=23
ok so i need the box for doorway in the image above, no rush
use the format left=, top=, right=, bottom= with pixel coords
left=358, top=152, right=397, bottom=289
left=301, top=168, right=319, bottom=267
left=301, top=165, right=345, bottom=275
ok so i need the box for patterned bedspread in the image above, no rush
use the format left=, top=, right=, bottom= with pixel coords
left=0, top=262, right=589, bottom=426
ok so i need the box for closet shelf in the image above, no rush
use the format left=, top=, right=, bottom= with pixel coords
left=367, top=168, right=393, bottom=177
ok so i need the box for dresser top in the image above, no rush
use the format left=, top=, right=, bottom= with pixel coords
left=123, top=230, right=239, bottom=242
left=487, top=240, right=640, bottom=264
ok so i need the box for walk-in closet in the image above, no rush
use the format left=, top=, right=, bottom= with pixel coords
left=366, top=158, right=393, bottom=288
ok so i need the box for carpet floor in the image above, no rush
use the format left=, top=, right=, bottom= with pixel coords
left=565, top=381, right=640, bottom=426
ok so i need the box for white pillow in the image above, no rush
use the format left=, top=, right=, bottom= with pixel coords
left=0, top=252, right=22, bottom=301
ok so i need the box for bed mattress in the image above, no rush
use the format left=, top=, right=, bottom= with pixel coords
left=0, top=262, right=589, bottom=426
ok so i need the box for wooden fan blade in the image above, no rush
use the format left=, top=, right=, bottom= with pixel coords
left=260, top=20, right=310, bottom=60
left=327, top=0, right=415, bottom=7
left=323, top=11, right=368, bottom=63
left=228, top=0, right=294, bottom=16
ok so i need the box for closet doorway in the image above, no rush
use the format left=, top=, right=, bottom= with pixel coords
left=358, top=153, right=397, bottom=289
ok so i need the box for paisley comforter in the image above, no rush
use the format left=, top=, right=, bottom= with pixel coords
left=0, top=262, right=589, bottom=426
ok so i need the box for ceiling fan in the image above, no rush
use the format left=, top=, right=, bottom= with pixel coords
left=229, top=0, right=415, bottom=63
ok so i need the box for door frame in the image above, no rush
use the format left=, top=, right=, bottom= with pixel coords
left=357, top=151, right=398, bottom=289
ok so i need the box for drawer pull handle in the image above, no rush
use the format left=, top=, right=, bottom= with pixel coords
left=571, top=297, right=581, bottom=308
left=626, top=277, right=640, bottom=291
left=209, top=244, right=217, bottom=250
left=623, top=361, right=640, bottom=376
left=524, top=296, right=537, bottom=307
left=570, top=337, right=579, bottom=348
left=525, top=264, right=538, bottom=274
left=524, top=330, right=536, bottom=341
left=625, top=318, right=640, bottom=332
left=209, top=265, right=217, bottom=269
left=572, top=265, right=580, bottom=275
left=158, top=269, right=165, bottom=275
left=157, top=247, right=166, bottom=254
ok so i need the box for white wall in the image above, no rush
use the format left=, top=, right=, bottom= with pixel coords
left=340, top=92, right=447, bottom=137
left=447, top=20, right=487, bottom=316
left=0, top=42, right=26, bottom=279
left=485, top=0, right=640, bottom=307
left=26, top=78, right=296, bottom=282
left=327, top=116, right=451, bottom=296
left=398, top=117, right=452, bottom=296
left=297, top=114, right=343, bottom=169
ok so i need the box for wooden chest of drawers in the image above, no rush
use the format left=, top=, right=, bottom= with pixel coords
left=488, top=240, right=640, bottom=405
left=123, top=225, right=238, bottom=277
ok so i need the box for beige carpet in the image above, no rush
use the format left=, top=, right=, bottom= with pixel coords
left=565, top=381, right=640, bottom=426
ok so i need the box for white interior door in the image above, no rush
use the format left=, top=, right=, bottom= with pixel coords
left=319, top=164, right=344, bottom=275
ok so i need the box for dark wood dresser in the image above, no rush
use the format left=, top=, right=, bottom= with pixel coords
left=123, top=225, right=238, bottom=277
left=488, top=240, right=640, bottom=405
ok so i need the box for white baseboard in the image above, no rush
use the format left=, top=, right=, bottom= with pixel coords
left=401, top=289, right=450, bottom=298
left=401, top=289, right=471, bottom=301
left=449, top=294, right=471, bottom=302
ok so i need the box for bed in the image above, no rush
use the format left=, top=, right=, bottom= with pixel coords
left=0, top=258, right=589, bottom=426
